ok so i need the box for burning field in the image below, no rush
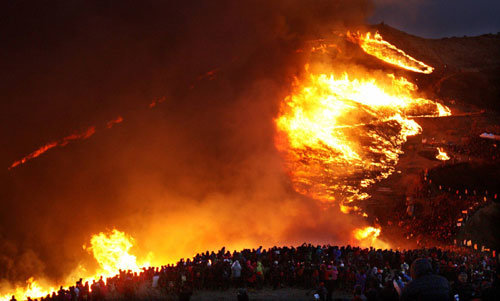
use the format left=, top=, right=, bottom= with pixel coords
left=1, top=1, right=500, bottom=300
left=275, top=63, right=450, bottom=214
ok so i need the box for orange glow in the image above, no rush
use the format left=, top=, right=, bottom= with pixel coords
left=347, top=31, right=434, bottom=74
left=9, top=126, right=96, bottom=170
left=148, top=96, right=166, bottom=108
left=275, top=69, right=450, bottom=212
left=354, top=226, right=380, bottom=240
left=1, top=230, right=151, bottom=301
left=85, top=229, right=151, bottom=277
left=106, top=116, right=124, bottom=129
left=352, top=226, right=389, bottom=249
left=8, top=142, right=58, bottom=169
left=436, top=147, right=450, bottom=161
left=0, top=278, right=55, bottom=301
left=197, top=68, right=219, bottom=81
left=311, top=43, right=341, bottom=54
left=9, top=113, right=127, bottom=170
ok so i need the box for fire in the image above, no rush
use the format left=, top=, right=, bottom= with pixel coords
left=0, top=278, right=54, bottom=301
left=1, top=230, right=150, bottom=301
left=354, top=226, right=381, bottom=240
left=9, top=113, right=129, bottom=170
left=85, top=229, right=150, bottom=277
left=347, top=31, right=434, bottom=74
left=436, top=147, right=450, bottom=161
left=8, top=126, right=96, bottom=170
left=106, top=116, right=124, bottom=129
left=311, top=43, right=341, bottom=54
left=197, top=68, right=219, bottom=81
left=149, top=96, right=166, bottom=108
left=352, top=226, right=389, bottom=249
left=275, top=69, right=450, bottom=212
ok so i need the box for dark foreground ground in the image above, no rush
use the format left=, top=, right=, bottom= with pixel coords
left=192, top=289, right=351, bottom=301
left=138, top=287, right=352, bottom=301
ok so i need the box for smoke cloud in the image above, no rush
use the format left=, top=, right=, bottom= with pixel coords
left=0, top=0, right=374, bottom=286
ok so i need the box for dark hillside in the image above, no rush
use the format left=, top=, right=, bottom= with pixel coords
left=371, top=23, right=500, bottom=111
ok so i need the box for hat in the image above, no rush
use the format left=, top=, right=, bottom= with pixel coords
left=410, top=258, right=433, bottom=279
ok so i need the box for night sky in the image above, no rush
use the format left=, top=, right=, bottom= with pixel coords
left=370, top=0, right=500, bottom=38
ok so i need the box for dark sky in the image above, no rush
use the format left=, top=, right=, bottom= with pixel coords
left=370, top=0, right=500, bottom=38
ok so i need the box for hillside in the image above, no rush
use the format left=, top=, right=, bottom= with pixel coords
left=371, top=23, right=500, bottom=111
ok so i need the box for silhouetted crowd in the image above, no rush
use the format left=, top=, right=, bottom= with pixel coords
left=448, top=136, right=499, bottom=162
left=393, top=190, right=490, bottom=247
left=12, top=244, right=499, bottom=301
left=383, top=163, right=498, bottom=249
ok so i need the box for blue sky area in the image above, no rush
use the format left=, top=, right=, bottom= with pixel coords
left=369, top=0, right=500, bottom=38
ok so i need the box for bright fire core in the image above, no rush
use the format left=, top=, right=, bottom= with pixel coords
left=275, top=70, right=450, bottom=213
left=1, top=230, right=150, bottom=301
left=275, top=31, right=449, bottom=214
left=347, top=31, right=434, bottom=74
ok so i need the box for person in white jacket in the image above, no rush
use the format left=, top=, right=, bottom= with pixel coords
left=231, top=260, right=242, bottom=287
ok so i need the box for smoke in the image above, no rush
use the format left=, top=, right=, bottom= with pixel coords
left=0, top=0, right=374, bottom=286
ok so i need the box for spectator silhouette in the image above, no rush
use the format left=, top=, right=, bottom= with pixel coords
left=401, top=258, right=450, bottom=300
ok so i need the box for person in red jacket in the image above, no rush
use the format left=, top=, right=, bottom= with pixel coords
left=324, top=265, right=339, bottom=300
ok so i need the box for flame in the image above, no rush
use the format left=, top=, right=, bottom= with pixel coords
left=436, top=147, right=450, bottom=161
left=197, top=68, right=220, bottom=81
left=149, top=96, right=166, bottom=108
left=354, top=226, right=381, bottom=240
left=85, top=229, right=150, bottom=277
left=9, top=113, right=129, bottom=170
left=10, top=94, right=167, bottom=171
left=0, top=278, right=55, bottom=301
left=347, top=31, right=434, bottom=74
left=9, top=126, right=96, bottom=170
left=352, top=226, right=389, bottom=249
left=311, top=43, right=341, bottom=54
left=106, top=116, right=124, bottom=129
left=275, top=70, right=450, bottom=211
left=436, top=103, right=452, bottom=116
left=1, top=230, right=150, bottom=301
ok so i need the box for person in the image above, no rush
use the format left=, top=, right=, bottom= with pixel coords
left=255, top=260, right=264, bottom=289
left=452, top=272, right=475, bottom=301
left=401, top=258, right=451, bottom=300
left=324, top=265, right=338, bottom=301
left=378, top=280, right=399, bottom=301
left=152, top=272, right=160, bottom=288
left=9, top=296, right=16, bottom=301
left=271, top=261, right=282, bottom=289
left=178, top=283, right=192, bottom=301
left=481, top=267, right=500, bottom=301
left=314, top=282, right=327, bottom=301
left=231, top=260, right=242, bottom=287
left=237, top=288, right=249, bottom=301
left=353, top=284, right=367, bottom=301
